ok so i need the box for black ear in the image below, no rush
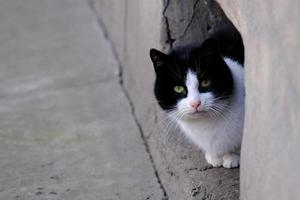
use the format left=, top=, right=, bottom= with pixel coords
left=200, top=37, right=219, bottom=57
left=150, top=49, right=168, bottom=71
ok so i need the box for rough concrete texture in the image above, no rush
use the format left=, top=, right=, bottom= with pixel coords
left=217, top=0, right=300, bottom=199
left=161, top=0, right=227, bottom=50
left=0, top=0, right=164, bottom=199
left=91, top=0, right=239, bottom=199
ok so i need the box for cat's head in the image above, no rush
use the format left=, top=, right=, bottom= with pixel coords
left=150, top=38, right=233, bottom=120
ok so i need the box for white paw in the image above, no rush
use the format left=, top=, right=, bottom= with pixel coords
left=205, top=153, right=222, bottom=167
left=222, top=153, right=240, bottom=168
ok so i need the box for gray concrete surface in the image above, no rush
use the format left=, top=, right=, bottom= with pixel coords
left=91, top=0, right=239, bottom=199
left=217, top=0, right=300, bottom=199
left=0, top=0, right=164, bottom=199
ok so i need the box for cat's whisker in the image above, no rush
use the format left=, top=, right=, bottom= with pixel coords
left=207, top=109, right=219, bottom=121
left=212, top=103, right=238, bottom=121
left=209, top=105, right=238, bottom=130
left=208, top=108, right=232, bottom=129
left=163, top=108, right=191, bottom=134
left=161, top=111, right=181, bottom=132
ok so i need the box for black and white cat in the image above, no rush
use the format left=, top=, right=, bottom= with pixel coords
left=149, top=26, right=244, bottom=168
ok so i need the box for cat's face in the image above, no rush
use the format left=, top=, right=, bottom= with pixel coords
left=150, top=39, right=233, bottom=120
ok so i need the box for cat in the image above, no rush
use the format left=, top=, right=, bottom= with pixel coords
left=149, top=25, right=244, bottom=168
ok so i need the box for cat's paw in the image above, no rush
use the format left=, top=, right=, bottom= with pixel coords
left=222, top=153, right=240, bottom=168
left=205, top=153, right=222, bottom=167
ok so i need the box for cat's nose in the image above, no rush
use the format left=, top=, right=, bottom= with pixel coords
left=190, top=100, right=201, bottom=109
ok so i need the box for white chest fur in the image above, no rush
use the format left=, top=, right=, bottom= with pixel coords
left=177, top=57, right=244, bottom=166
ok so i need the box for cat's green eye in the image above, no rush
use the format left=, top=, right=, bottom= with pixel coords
left=174, top=86, right=185, bottom=94
left=201, top=79, right=211, bottom=88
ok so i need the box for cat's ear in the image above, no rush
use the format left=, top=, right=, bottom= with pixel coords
left=199, top=38, right=219, bottom=57
left=150, top=49, right=168, bottom=72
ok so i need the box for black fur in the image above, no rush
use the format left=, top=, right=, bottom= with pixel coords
left=150, top=48, right=188, bottom=110
left=210, top=22, right=244, bottom=64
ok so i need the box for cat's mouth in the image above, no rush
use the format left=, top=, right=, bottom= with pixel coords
left=192, top=110, right=205, bottom=114
left=186, top=110, right=209, bottom=118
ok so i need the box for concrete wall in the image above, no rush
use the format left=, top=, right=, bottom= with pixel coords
left=90, top=0, right=239, bottom=199
left=217, top=1, right=300, bottom=199
left=89, top=0, right=300, bottom=199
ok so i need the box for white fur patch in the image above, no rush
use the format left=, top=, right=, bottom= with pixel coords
left=205, top=152, right=223, bottom=167
left=223, top=153, right=240, bottom=168
left=172, top=58, right=244, bottom=168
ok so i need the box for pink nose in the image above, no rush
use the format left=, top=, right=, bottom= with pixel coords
left=190, top=100, right=201, bottom=109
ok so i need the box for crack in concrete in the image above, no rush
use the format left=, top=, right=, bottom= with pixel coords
left=186, top=165, right=214, bottom=173
left=164, top=17, right=175, bottom=48
left=198, top=165, right=214, bottom=172
left=190, top=182, right=213, bottom=199
left=86, top=0, right=123, bottom=83
left=163, top=0, right=175, bottom=49
left=162, top=0, right=170, bottom=15
left=86, top=1, right=169, bottom=199
left=180, top=0, right=201, bottom=38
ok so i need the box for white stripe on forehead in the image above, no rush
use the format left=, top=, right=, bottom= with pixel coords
left=186, top=70, right=198, bottom=90
left=185, top=70, right=200, bottom=99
